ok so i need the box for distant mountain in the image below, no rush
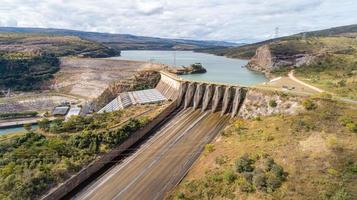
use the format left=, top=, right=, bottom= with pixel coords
left=0, top=27, right=238, bottom=50
left=205, top=24, right=357, bottom=59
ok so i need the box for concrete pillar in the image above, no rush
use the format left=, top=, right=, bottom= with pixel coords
left=221, top=86, right=233, bottom=116
left=184, top=82, right=196, bottom=109
left=211, top=85, right=224, bottom=113
left=177, top=82, right=188, bottom=107
left=231, top=87, right=242, bottom=117
left=201, top=84, right=214, bottom=112
left=193, top=83, right=205, bottom=110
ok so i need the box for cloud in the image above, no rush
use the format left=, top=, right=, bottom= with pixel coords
left=134, top=0, right=164, bottom=15
left=0, top=0, right=356, bottom=42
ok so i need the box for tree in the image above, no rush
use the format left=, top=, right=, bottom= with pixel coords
left=302, top=99, right=317, bottom=110
left=269, top=100, right=277, bottom=107
left=235, top=154, right=255, bottom=173
left=23, top=123, right=32, bottom=132
left=38, top=118, right=50, bottom=132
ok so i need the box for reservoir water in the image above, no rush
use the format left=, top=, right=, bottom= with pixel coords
left=111, top=50, right=268, bottom=86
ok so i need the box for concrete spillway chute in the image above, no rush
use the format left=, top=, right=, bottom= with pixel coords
left=201, top=84, right=214, bottom=112
left=211, top=85, right=224, bottom=113
left=231, top=87, right=243, bottom=117
left=221, top=86, right=233, bottom=116
left=177, top=82, right=188, bottom=107
left=184, top=82, right=196, bottom=109
left=193, top=83, right=205, bottom=110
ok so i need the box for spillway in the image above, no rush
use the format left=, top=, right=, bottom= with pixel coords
left=156, top=72, right=246, bottom=117
left=72, top=109, right=229, bottom=200
left=68, top=71, right=246, bottom=200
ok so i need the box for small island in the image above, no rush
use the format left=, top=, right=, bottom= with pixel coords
left=169, top=63, right=207, bottom=75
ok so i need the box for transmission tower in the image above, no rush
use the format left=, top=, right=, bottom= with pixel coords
left=274, top=27, right=279, bottom=38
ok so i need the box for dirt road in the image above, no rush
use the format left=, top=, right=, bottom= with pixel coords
left=288, top=70, right=324, bottom=93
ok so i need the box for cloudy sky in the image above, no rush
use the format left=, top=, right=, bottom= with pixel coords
left=0, top=0, right=356, bottom=43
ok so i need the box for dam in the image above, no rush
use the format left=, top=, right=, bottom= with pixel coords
left=62, top=72, right=247, bottom=200
left=155, top=71, right=246, bottom=118
left=99, top=71, right=246, bottom=118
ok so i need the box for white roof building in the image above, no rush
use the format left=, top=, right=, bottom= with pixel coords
left=98, top=89, right=166, bottom=113
left=65, top=107, right=82, bottom=120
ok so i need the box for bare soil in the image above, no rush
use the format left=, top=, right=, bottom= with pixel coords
left=54, top=57, right=154, bottom=99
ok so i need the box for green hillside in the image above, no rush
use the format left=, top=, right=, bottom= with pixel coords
left=207, top=24, right=357, bottom=59
left=0, top=33, right=121, bottom=91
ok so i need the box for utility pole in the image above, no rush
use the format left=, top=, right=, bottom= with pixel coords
left=173, top=51, right=176, bottom=67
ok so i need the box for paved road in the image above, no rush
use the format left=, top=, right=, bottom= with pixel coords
left=72, top=108, right=229, bottom=200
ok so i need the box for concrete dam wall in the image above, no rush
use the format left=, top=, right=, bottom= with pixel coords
left=157, top=71, right=246, bottom=117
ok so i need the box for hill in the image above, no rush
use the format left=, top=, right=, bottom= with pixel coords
left=0, top=32, right=120, bottom=58
left=0, top=32, right=121, bottom=91
left=169, top=97, right=357, bottom=200
left=206, top=24, right=357, bottom=60
left=0, top=27, right=237, bottom=50
left=206, top=24, right=357, bottom=100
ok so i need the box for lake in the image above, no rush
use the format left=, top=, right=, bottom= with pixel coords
left=111, top=50, right=267, bottom=86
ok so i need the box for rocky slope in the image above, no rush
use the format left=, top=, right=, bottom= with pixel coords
left=246, top=44, right=316, bottom=76
left=239, top=89, right=304, bottom=119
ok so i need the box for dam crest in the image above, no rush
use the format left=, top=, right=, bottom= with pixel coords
left=156, top=71, right=246, bottom=117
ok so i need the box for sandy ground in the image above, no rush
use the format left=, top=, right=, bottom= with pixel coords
left=54, top=57, right=162, bottom=99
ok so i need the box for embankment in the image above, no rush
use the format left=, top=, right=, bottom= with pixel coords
left=41, top=102, right=177, bottom=200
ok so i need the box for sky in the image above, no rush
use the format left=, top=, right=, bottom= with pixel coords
left=0, top=0, right=356, bottom=43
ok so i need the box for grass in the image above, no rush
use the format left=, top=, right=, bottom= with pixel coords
left=168, top=99, right=357, bottom=200
left=295, top=53, right=357, bottom=100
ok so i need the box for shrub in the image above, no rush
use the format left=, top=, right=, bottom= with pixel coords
left=38, top=118, right=50, bottom=132
left=339, top=116, right=353, bottom=126
left=176, top=192, right=185, bottom=199
left=266, top=173, right=283, bottom=192
left=235, top=155, right=287, bottom=193
left=215, top=155, right=228, bottom=165
left=238, top=177, right=255, bottom=193
left=252, top=169, right=267, bottom=191
left=302, top=99, right=318, bottom=110
left=0, top=111, right=38, bottom=119
left=331, top=188, right=350, bottom=200
left=346, top=122, right=357, bottom=133
left=23, top=123, right=32, bottom=131
left=269, top=100, right=278, bottom=107
left=235, top=154, right=255, bottom=173
left=204, top=144, right=215, bottom=153
left=223, top=170, right=237, bottom=183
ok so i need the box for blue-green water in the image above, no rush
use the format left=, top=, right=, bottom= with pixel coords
left=112, top=50, right=267, bottom=86
left=0, top=125, right=38, bottom=136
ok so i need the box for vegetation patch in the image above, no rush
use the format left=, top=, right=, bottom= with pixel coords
left=168, top=99, right=357, bottom=200
left=0, top=103, right=165, bottom=199
left=0, top=53, right=60, bottom=91
left=0, top=111, right=38, bottom=120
